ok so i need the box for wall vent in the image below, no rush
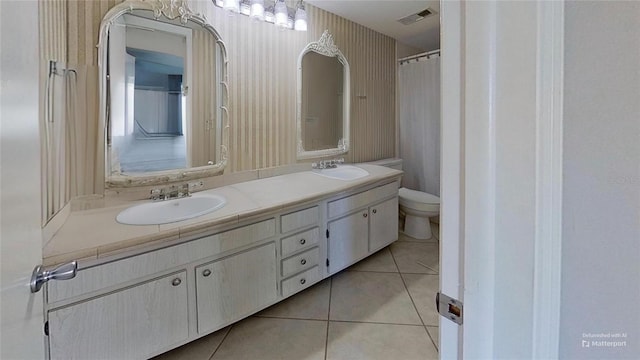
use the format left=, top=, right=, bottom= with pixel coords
left=397, top=8, right=436, bottom=25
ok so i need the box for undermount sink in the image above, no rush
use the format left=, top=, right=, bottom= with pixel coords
left=311, top=165, right=369, bottom=181
left=116, top=194, right=227, bottom=225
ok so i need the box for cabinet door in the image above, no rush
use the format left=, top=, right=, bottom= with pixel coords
left=369, top=197, right=399, bottom=252
left=196, top=243, right=277, bottom=334
left=328, top=211, right=369, bottom=274
left=48, top=272, right=188, bottom=360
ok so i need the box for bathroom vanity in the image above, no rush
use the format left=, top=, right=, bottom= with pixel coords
left=43, top=164, right=401, bottom=359
left=37, top=2, right=401, bottom=358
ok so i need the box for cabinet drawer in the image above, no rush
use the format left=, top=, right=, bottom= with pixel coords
left=281, top=247, right=319, bottom=278
left=48, top=219, right=275, bottom=304
left=281, top=206, right=319, bottom=234
left=281, top=266, right=320, bottom=297
left=328, top=182, right=398, bottom=218
left=280, top=227, right=319, bottom=258
left=48, top=271, right=188, bottom=360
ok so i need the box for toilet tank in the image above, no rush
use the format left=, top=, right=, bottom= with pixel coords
left=364, top=158, right=403, bottom=170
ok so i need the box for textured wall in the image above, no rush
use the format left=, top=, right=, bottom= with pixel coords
left=39, top=0, right=396, bottom=205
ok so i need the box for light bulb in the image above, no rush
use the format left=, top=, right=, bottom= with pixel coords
left=250, top=0, right=264, bottom=21
left=265, top=8, right=275, bottom=23
left=240, top=2, right=251, bottom=15
left=294, top=4, right=307, bottom=31
left=223, top=0, right=239, bottom=14
left=274, top=0, right=288, bottom=28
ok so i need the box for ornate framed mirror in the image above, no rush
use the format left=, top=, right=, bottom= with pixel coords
left=296, top=30, right=350, bottom=160
left=98, top=0, right=229, bottom=187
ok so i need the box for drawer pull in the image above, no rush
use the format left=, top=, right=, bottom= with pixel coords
left=171, top=278, right=182, bottom=286
left=299, top=238, right=306, bottom=245
left=202, top=269, right=212, bottom=277
left=372, top=209, right=377, bottom=214
left=300, top=278, right=306, bottom=285
left=300, top=259, right=307, bottom=265
left=363, top=213, right=368, bottom=218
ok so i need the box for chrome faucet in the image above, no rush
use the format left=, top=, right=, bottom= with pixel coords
left=312, top=158, right=345, bottom=169
left=150, top=183, right=191, bottom=201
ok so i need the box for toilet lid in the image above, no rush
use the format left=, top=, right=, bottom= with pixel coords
left=398, top=187, right=440, bottom=205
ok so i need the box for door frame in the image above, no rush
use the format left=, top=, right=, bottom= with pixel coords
left=439, top=1, right=564, bottom=358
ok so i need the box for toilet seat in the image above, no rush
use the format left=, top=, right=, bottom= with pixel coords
left=398, top=187, right=440, bottom=212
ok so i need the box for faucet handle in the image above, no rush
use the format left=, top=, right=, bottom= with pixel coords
left=150, top=188, right=163, bottom=200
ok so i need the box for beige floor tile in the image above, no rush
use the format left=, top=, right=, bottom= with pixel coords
left=390, top=242, right=439, bottom=274
left=347, top=246, right=398, bottom=272
left=397, top=231, right=438, bottom=244
left=403, top=273, right=439, bottom=326
left=257, top=279, right=331, bottom=320
left=330, top=271, right=422, bottom=325
left=326, top=322, right=438, bottom=360
left=211, top=317, right=326, bottom=360
left=152, top=327, right=230, bottom=360
left=426, top=326, right=439, bottom=351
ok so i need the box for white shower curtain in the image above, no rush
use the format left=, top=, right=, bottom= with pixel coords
left=399, top=55, right=440, bottom=196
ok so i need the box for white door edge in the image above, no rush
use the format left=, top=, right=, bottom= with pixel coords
left=440, top=1, right=564, bottom=358
left=532, top=1, right=564, bottom=358
left=460, top=1, right=499, bottom=358
left=439, top=0, right=465, bottom=358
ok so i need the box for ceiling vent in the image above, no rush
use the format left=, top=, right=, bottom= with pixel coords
left=397, top=8, right=436, bottom=25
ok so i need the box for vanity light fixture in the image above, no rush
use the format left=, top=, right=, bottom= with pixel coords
left=214, top=0, right=307, bottom=31
left=250, top=0, right=265, bottom=21
left=274, top=0, right=289, bottom=28
left=240, top=0, right=251, bottom=15
left=294, top=0, right=307, bottom=31
left=264, top=5, right=275, bottom=23
left=223, top=0, right=240, bottom=14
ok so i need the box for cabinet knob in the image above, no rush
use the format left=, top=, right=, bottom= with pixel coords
left=372, top=209, right=377, bottom=214
left=299, top=238, right=306, bottom=245
left=300, top=278, right=306, bottom=285
left=300, top=259, right=307, bottom=265
left=363, top=213, right=368, bottom=218
left=171, top=278, right=182, bottom=286
left=202, top=269, right=212, bottom=277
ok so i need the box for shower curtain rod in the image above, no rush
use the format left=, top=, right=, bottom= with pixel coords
left=398, top=49, right=440, bottom=64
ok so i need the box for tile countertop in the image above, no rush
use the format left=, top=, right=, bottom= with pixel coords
left=42, top=164, right=402, bottom=267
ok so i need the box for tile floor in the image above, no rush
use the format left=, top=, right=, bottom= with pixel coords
left=154, top=223, right=440, bottom=360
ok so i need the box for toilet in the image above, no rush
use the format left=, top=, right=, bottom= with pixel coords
left=398, top=187, right=440, bottom=239
left=366, top=158, right=440, bottom=240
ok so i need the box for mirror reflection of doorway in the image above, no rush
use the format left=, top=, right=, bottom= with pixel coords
left=108, top=14, right=192, bottom=174
left=120, top=48, right=186, bottom=173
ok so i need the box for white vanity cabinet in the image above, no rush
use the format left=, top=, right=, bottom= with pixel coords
left=48, top=271, right=188, bottom=360
left=43, top=170, right=402, bottom=359
left=45, top=218, right=277, bottom=360
left=368, top=197, right=399, bottom=252
left=327, top=210, right=369, bottom=273
left=195, top=242, right=277, bottom=334
left=326, top=182, right=399, bottom=274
